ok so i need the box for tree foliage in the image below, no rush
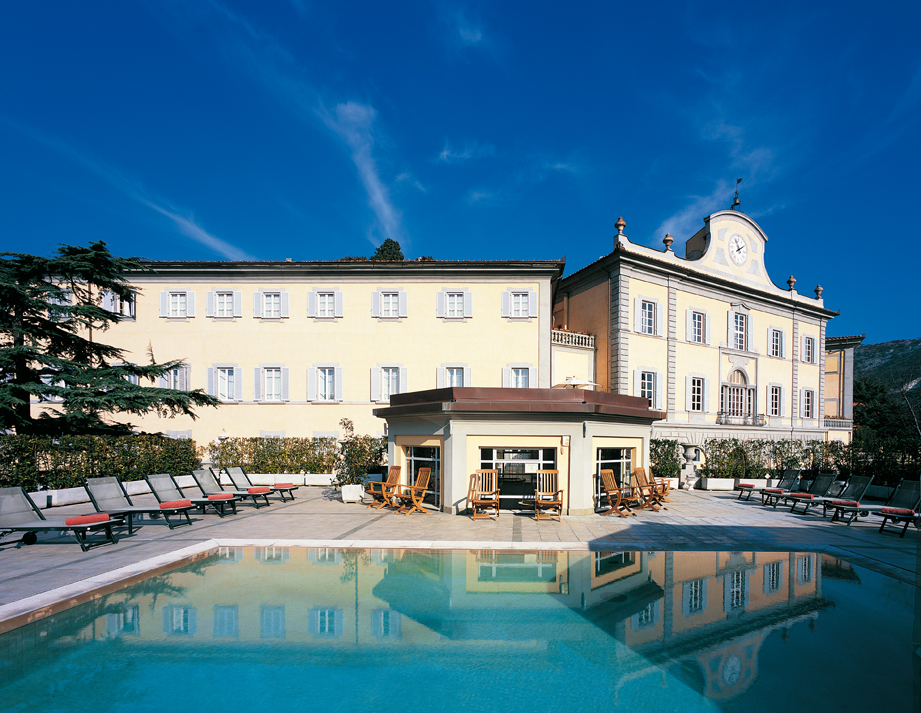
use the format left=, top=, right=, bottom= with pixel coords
left=332, top=418, right=386, bottom=486
left=0, top=241, right=219, bottom=436
left=853, top=376, right=920, bottom=448
left=370, top=238, right=404, bottom=261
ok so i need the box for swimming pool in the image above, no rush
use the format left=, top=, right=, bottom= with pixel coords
left=0, top=548, right=915, bottom=712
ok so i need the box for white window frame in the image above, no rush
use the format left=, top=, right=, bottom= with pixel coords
left=733, top=313, right=747, bottom=351
left=381, top=366, right=400, bottom=400
left=686, top=375, right=709, bottom=413
left=253, top=365, right=290, bottom=403
left=634, top=367, right=663, bottom=410
left=436, top=288, right=473, bottom=321
left=802, top=335, right=816, bottom=364
left=253, top=289, right=289, bottom=320
left=768, top=327, right=786, bottom=358
left=317, top=367, right=336, bottom=401
left=308, top=289, right=344, bottom=320
left=102, top=290, right=136, bottom=320
left=634, top=296, right=664, bottom=337
left=264, top=367, right=282, bottom=401
left=727, top=305, right=753, bottom=352
left=768, top=384, right=783, bottom=417
left=502, top=363, right=533, bottom=388
left=371, top=288, right=408, bottom=321
left=437, top=363, right=472, bottom=388
left=801, top=388, right=816, bottom=419
left=159, top=364, right=191, bottom=391
left=217, top=367, right=235, bottom=401
left=371, top=364, right=408, bottom=402
left=307, top=364, right=344, bottom=402
left=207, top=365, right=242, bottom=402
left=160, top=290, right=195, bottom=319
left=501, top=288, right=538, bottom=321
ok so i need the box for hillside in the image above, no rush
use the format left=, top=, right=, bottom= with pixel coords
left=854, top=337, right=921, bottom=391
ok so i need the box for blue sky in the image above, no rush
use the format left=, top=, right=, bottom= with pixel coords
left=1, top=1, right=918, bottom=343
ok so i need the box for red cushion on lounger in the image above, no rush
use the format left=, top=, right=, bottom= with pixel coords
left=764, top=488, right=783, bottom=493
left=65, top=513, right=110, bottom=526
left=248, top=487, right=271, bottom=494
left=789, top=493, right=813, bottom=499
left=830, top=500, right=860, bottom=507
left=208, top=493, right=234, bottom=500
left=881, top=507, right=916, bottom=517
left=738, top=483, right=754, bottom=488
left=275, top=483, right=294, bottom=488
left=159, top=499, right=192, bottom=509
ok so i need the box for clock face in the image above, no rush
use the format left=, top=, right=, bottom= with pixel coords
left=728, top=234, right=747, bottom=266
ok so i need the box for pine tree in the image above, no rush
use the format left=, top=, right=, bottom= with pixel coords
left=370, top=238, right=404, bottom=261
left=0, top=241, right=220, bottom=436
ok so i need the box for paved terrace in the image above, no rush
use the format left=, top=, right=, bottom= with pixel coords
left=1, top=486, right=918, bottom=629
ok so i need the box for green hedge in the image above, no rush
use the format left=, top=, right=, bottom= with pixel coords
left=649, top=439, right=681, bottom=480
left=697, top=438, right=921, bottom=487
left=0, top=435, right=201, bottom=492
left=208, top=436, right=338, bottom=474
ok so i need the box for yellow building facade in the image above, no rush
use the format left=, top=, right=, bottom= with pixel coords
left=97, top=259, right=564, bottom=443
left=554, top=210, right=840, bottom=443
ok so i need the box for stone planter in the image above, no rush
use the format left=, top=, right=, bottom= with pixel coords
left=698, top=478, right=736, bottom=491
left=735, top=478, right=769, bottom=490
left=340, top=484, right=366, bottom=503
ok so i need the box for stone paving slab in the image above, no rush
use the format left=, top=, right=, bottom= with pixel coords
left=0, top=486, right=917, bottom=621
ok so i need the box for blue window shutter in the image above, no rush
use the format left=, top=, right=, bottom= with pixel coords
left=727, top=310, right=735, bottom=345
left=281, top=292, right=290, bottom=318
left=335, top=367, right=343, bottom=402
left=253, top=292, right=262, bottom=318
left=464, top=291, right=473, bottom=318
left=655, top=301, right=664, bottom=337
left=399, top=367, right=408, bottom=393
left=704, top=314, right=711, bottom=345
left=502, top=368, right=511, bottom=388
left=399, top=291, right=408, bottom=318
left=436, top=291, right=445, bottom=318
left=463, top=366, right=471, bottom=386
left=158, top=374, right=168, bottom=388
left=780, top=386, right=786, bottom=417
left=334, top=291, right=344, bottom=318
left=254, top=368, right=262, bottom=401
left=370, top=367, right=380, bottom=401
left=102, top=290, right=116, bottom=312
left=207, top=367, right=215, bottom=396
left=703, top=379, right=710, bottom=413
left=528, top=290, right=538, bottom=318
left=781, top=331, right=786, bottom=359
left=501, top=291, right=510, bottom=318
left=654, top=373, right=663, bottom=410
left=306, top=367, right=317, bottom=401
left=186, top=292, right=195, bottom=317
left=685, top=376, right=692, bottom=411
left=188, top=608, right=197, bottom=635
left=159, top=292, right=168, bottom=317
left=233, top=291, right=242, bottom=318
left=371, top=291, right=381, bottom=318
left=233, top=368, right=243, bottom=401
left=685, top=310, right=693, bottom=342
left=281, top=368, right=290, bottom=401
left=634, top=299, right=642, bottom=333
left=307, top=291, right=317, bottom=317
left=436, top=367, right=445, bottom=389
left=746, top=317, right=753, bottom=352
left=633, top=370, right=641, bottom=397
left=206, top=291, right=214, bottom=317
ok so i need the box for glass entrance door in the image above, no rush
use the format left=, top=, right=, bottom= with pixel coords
left=479, top=448, right=557, bottom=510
left=406, top=446, right=440, bottom=509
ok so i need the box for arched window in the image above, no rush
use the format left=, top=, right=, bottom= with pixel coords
left=721, top=369, right=755, bottom=418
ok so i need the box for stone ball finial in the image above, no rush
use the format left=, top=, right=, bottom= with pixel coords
left=663, top=233, right=674, bottom=250
left=814, top=285, right=823, bottom=299
left=615, top=216, right=626, bottom=235
left=787, top=275, right=797, bottom=290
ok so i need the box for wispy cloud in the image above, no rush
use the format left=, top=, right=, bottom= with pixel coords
left=5, top=119, right=254, bottom=260
left=395, top=172, right=426, bottom=192
left=653, top=181, right=736, bottom=242
left=437, top=139, right=495, bottom=163
left=320, top=101, right=404, bottom=246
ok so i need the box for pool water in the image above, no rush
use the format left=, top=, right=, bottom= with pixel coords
left=0, top=548, right=916, bottom=712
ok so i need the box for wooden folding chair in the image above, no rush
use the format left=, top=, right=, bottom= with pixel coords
left=393, top=467, right=431, bottom=515
left=599, top=469, right=638, bottom=517
left=632, top=467, right=665, bottom=511
left=534, top=470, right=564, bottom=521
left=366, top=466, right=401, bottom=509
left=467, top=469, right=500, bottom=520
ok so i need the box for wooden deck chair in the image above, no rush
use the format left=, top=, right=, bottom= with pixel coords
left=467, top=469, right=500, bottom=520
left=872, top=480, right=921, bottom=537
left=145, top=473, right=240, bottom=518
left=393, top=468, right=431, bottom=515
left=632, top=467, right=665, bottom=511
left=534, top=470, right=564, bottom=521
left=225, top=466, right=298, bottom=502
left=83, top=476, right=194, bottom=534
left=815, top=475, right=875, bottom=522
left=0, top=486, right=119, bottom=552
left=598, top=469, right=638, bottom=517
left=366, top=466, right=401, bottom=510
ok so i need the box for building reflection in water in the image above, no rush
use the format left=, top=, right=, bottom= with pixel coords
left=0, top=547, right=833, bottom=704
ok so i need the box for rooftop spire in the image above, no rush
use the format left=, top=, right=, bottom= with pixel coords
left=731, top=178, right=743, bottom=212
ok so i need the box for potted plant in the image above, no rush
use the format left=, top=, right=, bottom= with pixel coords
left=333, top=418, right=386, bottom=503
